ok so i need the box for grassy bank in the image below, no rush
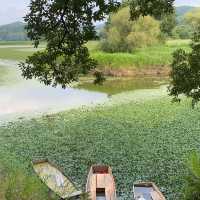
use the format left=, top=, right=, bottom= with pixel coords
left=0, top=40, right=190, bottom=72
left=0, top=152, right=54, bottom=200
left=89, top=39, right=191, bottom=69
left=0, top=88, right=199, bottom=199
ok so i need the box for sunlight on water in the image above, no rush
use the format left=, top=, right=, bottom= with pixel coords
left=0, top=59, right=168, bottom=121
left=0, top=59, right=108, bottom=120
left=0, top=84, right=108, bottom=116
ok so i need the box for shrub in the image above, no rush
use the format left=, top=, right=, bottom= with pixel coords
left=160, top=14, right=176, bottom=38
left=127, top=16, right=161, bottom=48
left=0, top=156, right=57, bottom=200
left=100, top=7, right=162, bottom=53
left=184, top=152, right=200, bottom=200
left=4, top=170, right=53, bottom=200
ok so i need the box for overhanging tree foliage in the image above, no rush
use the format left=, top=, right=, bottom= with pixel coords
left=128, top=0, right=174, bottom=20
left=21, top=0, right=175, bottom=88
left=169, top=26, right=200, bottom=106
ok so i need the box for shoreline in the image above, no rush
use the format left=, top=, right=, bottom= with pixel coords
left=97, top=65, right=170, bottom=77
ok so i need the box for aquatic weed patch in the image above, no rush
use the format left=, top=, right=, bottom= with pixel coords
left=0, top=95, right=200, bottom=199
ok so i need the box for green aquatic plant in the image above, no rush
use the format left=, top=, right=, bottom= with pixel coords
left=1, top=89, right=200, bottom=199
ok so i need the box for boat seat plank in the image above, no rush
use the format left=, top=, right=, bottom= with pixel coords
left=97, top=174, right=113, bottom=188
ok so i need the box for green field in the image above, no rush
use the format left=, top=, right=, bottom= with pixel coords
left=0, top=87, right=199, bottom=199
left=0, top=41, right=33, bottom=45
left=0, top=40, right=191, bottom=69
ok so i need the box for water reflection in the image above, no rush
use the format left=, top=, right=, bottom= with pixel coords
left=0, top=59, right=168, bottom=120
left=78, top=77, right=169, bottom=96
left=0, top=84, right=108, bottom=116
left=0, top=60, right=108, bottom=119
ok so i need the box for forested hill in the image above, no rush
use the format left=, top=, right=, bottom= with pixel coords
left=0, top=22, right=28, bottom=41
left=0, top=6, right=198, bottom=41
left=176, top=6, right=196, bottom=23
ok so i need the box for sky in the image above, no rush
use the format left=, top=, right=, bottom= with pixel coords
left=175, top=0, right=200, bottom=6
left=0, top=0, right=200, bottom=26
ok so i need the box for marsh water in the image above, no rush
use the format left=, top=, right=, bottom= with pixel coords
left=0, top=59, right=168, bottom=120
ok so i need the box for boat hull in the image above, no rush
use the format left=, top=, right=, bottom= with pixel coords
left=33, top=159, right=81, bottom=199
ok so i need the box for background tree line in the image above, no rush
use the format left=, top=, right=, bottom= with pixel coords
left=100, top=7, right=162, bottom=53
left=99, top=6, right=200, bottom=53
left=0, top=6, right=198, bottom=44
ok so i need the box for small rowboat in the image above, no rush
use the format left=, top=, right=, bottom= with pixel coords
left=86, top=165, right=117, bottom=200
left=133, top=182, right=166, bottom=200
left=33, top=159, right=82, bottom=199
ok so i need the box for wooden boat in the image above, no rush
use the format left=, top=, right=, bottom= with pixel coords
left=133, top=182, right=166, bottom=200
left=86, top=165, right=117, bottom=200
left=33, top=159, right=82, bottom=199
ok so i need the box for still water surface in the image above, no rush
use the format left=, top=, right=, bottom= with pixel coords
left=0, top=60, right=108, bottom=119
left=0, top=59, right=168, bottom=120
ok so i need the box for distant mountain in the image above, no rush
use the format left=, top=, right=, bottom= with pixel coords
left=0, top=21, right=104, bottom=41
left=0, top=22, right=28, bottom=41
left=176, top=6, right=195, bottom=16
left=0, top=6, right=198, bottom=41
left=175, top=6, right=197, bottom=23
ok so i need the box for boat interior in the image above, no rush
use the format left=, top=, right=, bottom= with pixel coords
left=92, top=165, right=109, bottom=174
left=134, top=182, right=165, bottom=200
left=87, top=165, right=116, bottom=200
left=96, top=188, right=106, bottom=200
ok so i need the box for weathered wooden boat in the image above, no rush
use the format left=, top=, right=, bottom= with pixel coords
left=86, top=165, right=117, bottom=200
left=133, top=182, right=166, bottom=200
left=33, top=159, right=82, bottom=199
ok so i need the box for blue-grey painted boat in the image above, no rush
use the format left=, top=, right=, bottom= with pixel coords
left=133, top=182, right=166, bottom=200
